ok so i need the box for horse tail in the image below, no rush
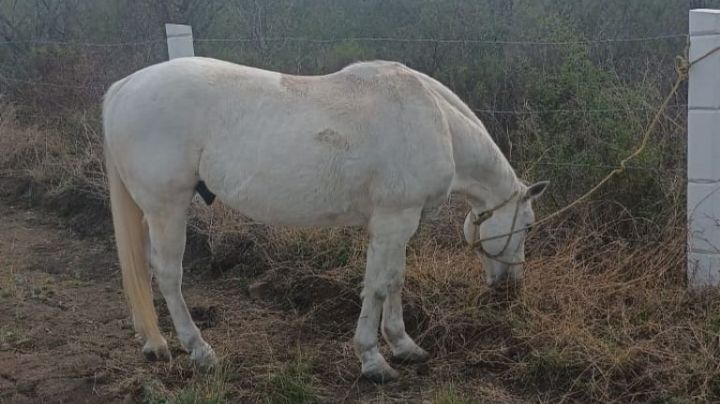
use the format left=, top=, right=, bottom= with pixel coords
left=105, top=146, right=159, bottom=340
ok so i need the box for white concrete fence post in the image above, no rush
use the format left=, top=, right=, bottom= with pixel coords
left=688, top=9, right=720, bottom=288
left=165, top=24, right=195, bottom=60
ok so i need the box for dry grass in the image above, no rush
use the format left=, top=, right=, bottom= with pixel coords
left=2, top=103, right=719, bottom=402
left=184, top=181, right=717, bottom=402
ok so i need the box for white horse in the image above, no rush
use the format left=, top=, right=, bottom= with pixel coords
left=103, top=57, right=548, bottom=383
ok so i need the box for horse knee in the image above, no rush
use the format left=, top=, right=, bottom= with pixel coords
left=361, top=274, right=391, bottom=301
left=149, top=253, right=180, bottom=287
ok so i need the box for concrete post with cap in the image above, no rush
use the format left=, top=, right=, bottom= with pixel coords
left=688, top=9, right=720, bottom=288
left=165, top=24, right=194, bottom=60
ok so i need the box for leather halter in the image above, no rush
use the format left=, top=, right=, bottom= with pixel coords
left=469, top=191, right=527, bottom=266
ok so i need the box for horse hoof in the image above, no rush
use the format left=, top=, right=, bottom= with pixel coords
left=142, top=340, right=172, bottom=362
left=362, top=362, right=399, bottom=384
left=392, top=346, right=430, bottom=364
left=190, top=343, right=218, bottom=370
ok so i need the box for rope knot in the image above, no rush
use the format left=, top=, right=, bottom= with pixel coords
left=675, top=54, right=690, bottom=81
left=678, top=44, right=720, bottom=82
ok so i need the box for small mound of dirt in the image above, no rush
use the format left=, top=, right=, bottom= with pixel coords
left=247, top=269, right=362, bottom=332
left=0, top=174, right=112, bottom=238
left=45, top=186, right=111, bottom=238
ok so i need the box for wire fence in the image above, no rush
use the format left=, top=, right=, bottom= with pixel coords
left=0, top=32, right=690, bottom=177
left=192, top=33, right=689, bottom=45
left=0, top=38, right=166, bottom=47
left=0, top=70, right=690, bottom=116
left=473, top=104, right=688, bottom=115
left=0, top=74, right=105, bottom=90
left=0, top=33, right=688, bottom=47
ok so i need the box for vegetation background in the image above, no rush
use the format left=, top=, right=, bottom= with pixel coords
left=2, top=0, right=720, bottom=402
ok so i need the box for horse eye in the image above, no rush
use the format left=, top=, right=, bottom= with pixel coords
left=526, top=225, right=534, bottom=232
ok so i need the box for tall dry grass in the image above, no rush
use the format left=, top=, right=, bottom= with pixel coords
left=0, top=104, right=106, bottom=197
left=2, top=103, right=719, bottom=402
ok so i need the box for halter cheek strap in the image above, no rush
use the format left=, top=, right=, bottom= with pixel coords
left=469, top=191, right=526, bottom=266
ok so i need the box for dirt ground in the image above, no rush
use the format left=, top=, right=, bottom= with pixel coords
left=0, top=183, right=522, bottom=403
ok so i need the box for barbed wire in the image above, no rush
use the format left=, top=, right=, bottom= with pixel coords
left=474, top=104, right=688, bottom=115
left=0, top=73, right=689, bottom=116
left=0, top=75, right=690, bottom=117
left=527, top=161, right=683, bottom=173
left=0, top=74, right=104, bottom=90
left=0, top=32, right=688, bottom=94
left=0, top=39, right=165, bottom=47
left=194, top=33, right=688, bottom=45
left=0, top=33, right=688, bottom=48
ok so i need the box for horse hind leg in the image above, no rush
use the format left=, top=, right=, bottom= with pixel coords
left=145, top=202, right=217, bottom=369
left=106, top=154, right=170, bottom=362
left=138, top=216, right=171, bottom=362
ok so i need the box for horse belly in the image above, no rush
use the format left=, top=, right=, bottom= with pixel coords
left=199, top=144, right=371, bottom=227
left=215, top=181, right=368, bottom=227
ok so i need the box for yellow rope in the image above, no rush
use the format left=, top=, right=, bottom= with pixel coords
left=532, top=42, right=720, bottom=228
left=470, top=42, right=720, bottom=249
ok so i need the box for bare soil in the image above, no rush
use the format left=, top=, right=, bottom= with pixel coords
left=0, top=180, right=520, bottom=403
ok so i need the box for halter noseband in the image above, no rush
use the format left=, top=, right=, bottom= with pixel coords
left=469, top=190, right=526, bottom=266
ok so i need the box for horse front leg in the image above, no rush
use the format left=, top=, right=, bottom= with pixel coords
left=381, top=279, right=429, bottom=363
left=354, top=207, right=422, bottom=383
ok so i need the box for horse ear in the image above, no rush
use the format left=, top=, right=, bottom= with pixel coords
left=524, top=181, right=549, bottom=200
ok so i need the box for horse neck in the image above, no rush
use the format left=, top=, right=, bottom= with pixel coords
left=452, top=119, right=523, bottom=210
left=475, top=139, right=523, bottom=207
